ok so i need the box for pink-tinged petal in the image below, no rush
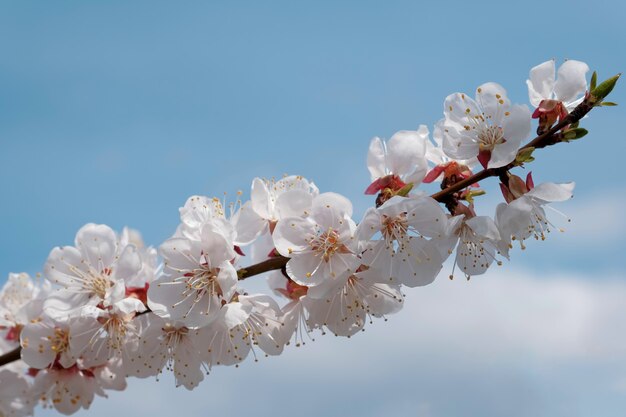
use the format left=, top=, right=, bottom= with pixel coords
left=526, top=172, right=535, bottom=190
left=272, top=217, right=314, bottom=257
left=554, top=60, right=589, bottom=104
left=365, top=174, right=407, bottom=195
left=500, top=183, right=515, bottom=204
left=364, top=177, right=384, bottom=195
left=367, top=137, right=387, bottom=180
left=477, top=149, right=491, bottom=169
left=75, top=223, right=118, bottom=271
left=251, top=177, right=272, bottom=219
left=475, top=82, right=510, bottom=126
left=423, top=165, right=446, bottom=183
left=528, top=182, right=575, bottom=203
left=386, top=128, right=427, bottom=178
left=527, top=59, right=556, bottom=106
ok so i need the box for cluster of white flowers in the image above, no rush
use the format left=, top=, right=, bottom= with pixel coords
left=0, top=59, right=594, bottom=416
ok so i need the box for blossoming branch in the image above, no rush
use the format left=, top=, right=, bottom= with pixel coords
left=0, top=59, right=619, bottom=416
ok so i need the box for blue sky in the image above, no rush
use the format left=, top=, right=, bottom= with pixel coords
left=1, top=1, right=625, bottom=416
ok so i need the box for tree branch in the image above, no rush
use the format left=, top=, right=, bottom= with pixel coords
left=237, top=255, right=289, bottom=281
left=0, top=93, right=607, bottom=370
left=0, top=346, right=21, bottom=368
left=431, top=97, right=595, bottom=202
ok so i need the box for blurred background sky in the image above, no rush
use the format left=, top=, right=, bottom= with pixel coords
left=1, top=1, right=625, bottom=416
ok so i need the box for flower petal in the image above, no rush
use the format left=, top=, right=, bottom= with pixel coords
left=367, top=137, right=387, bottom=180
left=554, top=60, right=589, bottom=104
left=386, top=128, right=427, bottom=178
left=275, top=189, right=313, bottom=219
left=528, top=182, right=575, bottom=203
left=475, top=82, right=510, bottom=126
left=75, top=223, right=118, bottom=271
left=527, top=59, right=556, bottom=107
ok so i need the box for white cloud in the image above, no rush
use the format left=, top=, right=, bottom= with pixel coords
left=561, top=192, right=626, bottom=244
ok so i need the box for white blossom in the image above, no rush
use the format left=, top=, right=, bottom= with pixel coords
left=43, top=224, right=146, bottom=316
left=273, top=193, right=359, bottom=295
left=496, top=177, right=575, bottom=256
left=0, top=369, right=34, bottom=417
left=527, top=59, right=589, bottom=111
left=366, top=127, right=429, bottom=194
left=148, top=225, right=237, bottom=328
left=441, top=83, right=531, bottom=169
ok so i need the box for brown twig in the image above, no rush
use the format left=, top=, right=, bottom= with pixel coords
left=237, top=255, right=289, bottom=281
left=0, top=346, right=20, bottom=368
